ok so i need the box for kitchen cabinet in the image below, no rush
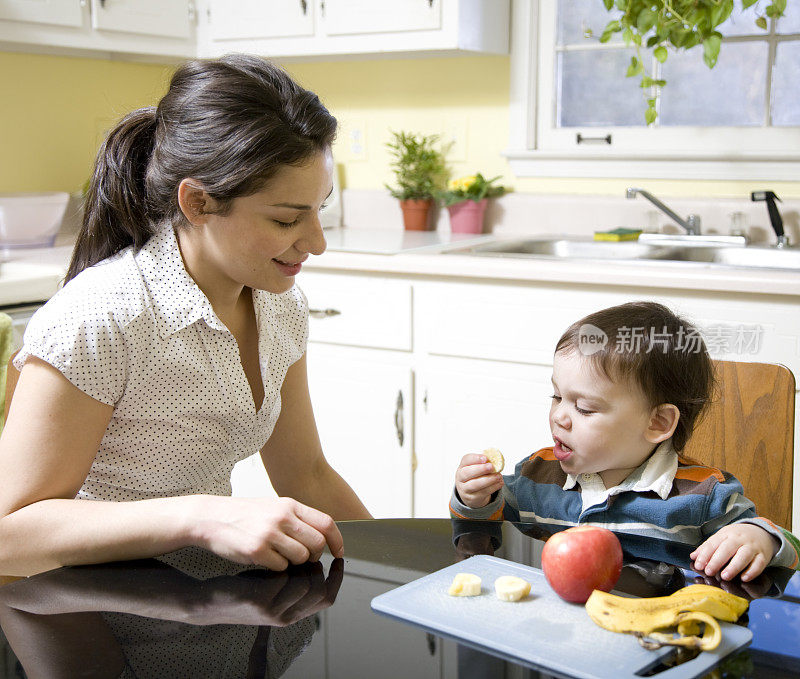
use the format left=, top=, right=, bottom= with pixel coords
left=307, top=343, right=413, bottom=519
left=414, top=356, right=553, bottom=519
left=0, top=0, right=195, bottom=59
left=196, top=0, right=509, bottom=60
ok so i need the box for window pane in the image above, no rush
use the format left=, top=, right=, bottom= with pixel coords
left=772, top=41, right=800, bottom=125
left=777, top=9, right=800, bottom=34
left=659, top=42, right=767, bottom=126
left=557, top=0, right=622, bottom=45
left=718, top=5, right=767, bottom=37
left=557, top=48, right=644, bottom=127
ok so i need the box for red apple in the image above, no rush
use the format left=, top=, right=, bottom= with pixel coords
left=541, top=526, right=623, bottom=603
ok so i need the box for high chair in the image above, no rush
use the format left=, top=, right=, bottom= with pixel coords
left=682, top=360, right=795, bottom=530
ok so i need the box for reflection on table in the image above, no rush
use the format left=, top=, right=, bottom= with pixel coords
left=0, top=519, right=797, bottom=679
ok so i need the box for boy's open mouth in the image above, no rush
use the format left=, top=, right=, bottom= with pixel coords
left=553, top=436, right=573, bottom=461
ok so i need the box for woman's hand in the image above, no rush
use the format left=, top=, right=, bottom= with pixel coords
left=455, top=453, right=504, bottom=509
left=690, top=523, right=780, bottom=582
left=193, top=496, right=344, bottom=570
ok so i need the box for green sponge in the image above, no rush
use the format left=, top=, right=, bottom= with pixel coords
left=594, top=227, right=642, bottom=242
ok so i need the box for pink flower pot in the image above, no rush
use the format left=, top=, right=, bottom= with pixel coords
left=447, top=198, right=488, bottom=234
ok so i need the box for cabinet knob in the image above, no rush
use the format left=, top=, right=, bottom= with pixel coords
left=425, top=632, right=436, bottom=655
left=300, top=0, right=308, bottom=15
left=309, top=308, right=341, bottom=319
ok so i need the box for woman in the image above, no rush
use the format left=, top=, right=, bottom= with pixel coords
left=0, top=54, right=370, bottom=578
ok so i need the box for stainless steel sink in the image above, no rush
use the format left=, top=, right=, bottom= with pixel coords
left=445, top=237, right=800, bottom=271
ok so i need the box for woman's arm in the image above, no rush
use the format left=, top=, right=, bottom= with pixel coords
left=260, top=353, right=372, bottom=520
left=0, top=358, right=343, bottom=576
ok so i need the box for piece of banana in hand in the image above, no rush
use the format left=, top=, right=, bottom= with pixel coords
left=483, top=448, right=505, bottom=473
left=448, top=573, right=482, bottom=597
left=494, top=575, right=531, bottom=601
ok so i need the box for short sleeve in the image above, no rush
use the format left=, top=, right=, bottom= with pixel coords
left=14, top=282, right=128, bottom=406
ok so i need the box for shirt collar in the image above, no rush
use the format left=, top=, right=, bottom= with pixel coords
left=562, top=440, right=678, bottom=501
left=135, top=223, right=226, bottom=338
left=136, top=223, right=300, bottom=340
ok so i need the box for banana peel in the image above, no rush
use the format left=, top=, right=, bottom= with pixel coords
left=585, top=584, right=749, bottom=652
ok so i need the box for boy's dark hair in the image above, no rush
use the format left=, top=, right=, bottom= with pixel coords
left=67, top=54, right=337, bottom=282
left=555, top=301, right=715, bottom=451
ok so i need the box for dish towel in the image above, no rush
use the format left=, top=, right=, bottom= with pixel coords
left=0, top=312, right=14, bottom=430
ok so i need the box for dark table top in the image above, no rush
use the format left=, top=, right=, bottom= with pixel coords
left=0, top=519, right=797, bottom=679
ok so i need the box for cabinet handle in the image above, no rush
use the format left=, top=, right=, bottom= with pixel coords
left=425, top=632, right=436, bottom=655
left=300, top=0, right=308, bottom=15
left=187, top=0, right=197, bottom=23
left=99, top=0, right=104, bottom=7
left=309, top=308, right=341, bottom=319
left=394, top=390, right=404, bottom=447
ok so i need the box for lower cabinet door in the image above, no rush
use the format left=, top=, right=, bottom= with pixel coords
left=415, top=356, right=554, bottom=519
left=307, top=343, right=413, bottom=519
left=327, top=574, right=441, bottom=679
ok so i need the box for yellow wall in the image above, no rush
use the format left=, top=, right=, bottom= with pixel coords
left=0, top=51, right=172, bottom=193
left=2, top=50, right=798, bottom=199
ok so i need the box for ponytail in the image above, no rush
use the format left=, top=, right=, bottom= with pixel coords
left=66, top=108, right=157, bottom=282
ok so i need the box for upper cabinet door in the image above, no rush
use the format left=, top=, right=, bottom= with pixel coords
left=90, top=0, right=192, bottom=39
left=0, top=0, right=82, bottom=27
left=209, top=0, right=314, bottom=41
left=322, top=0, right=441, bottom=36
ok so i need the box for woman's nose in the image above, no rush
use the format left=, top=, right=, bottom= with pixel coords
left=299, top=212, right=327, bottom=256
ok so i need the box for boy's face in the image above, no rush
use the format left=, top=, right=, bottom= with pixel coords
left=549, top=349, right=658, bottom=488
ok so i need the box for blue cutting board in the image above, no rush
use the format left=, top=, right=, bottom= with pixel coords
left=371, top=555, right=752, bottom=679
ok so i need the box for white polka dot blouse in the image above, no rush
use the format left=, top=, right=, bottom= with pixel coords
left=15, top=222, right=309, bottom=504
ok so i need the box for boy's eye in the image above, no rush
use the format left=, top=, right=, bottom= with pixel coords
left=550, top=395, right=561, bottom=402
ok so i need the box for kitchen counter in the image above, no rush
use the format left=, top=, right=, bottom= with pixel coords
left=0, top=519, right=797, bottom=678
left=2, top=232, right=798, bottom=304
left=309, top=237, right=800, bottom=298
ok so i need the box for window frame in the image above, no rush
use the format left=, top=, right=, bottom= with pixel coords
left=505, top=0, right=800, bottom=180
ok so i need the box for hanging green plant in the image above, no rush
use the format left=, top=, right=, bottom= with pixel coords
left=595, top=0, right=787, bottom=124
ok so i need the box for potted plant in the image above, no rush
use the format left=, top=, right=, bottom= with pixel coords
left=385, top=131, right=448, bottom=231
left=439, top=173, right=507, bottom=234
left=594, top=0, right=786, bottom=123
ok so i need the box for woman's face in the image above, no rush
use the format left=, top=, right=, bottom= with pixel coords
left=183, top=148, right=333, bottom=296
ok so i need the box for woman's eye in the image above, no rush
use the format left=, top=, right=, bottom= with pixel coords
left=274, top=218, right=299, bottom=228
left=319, top=202, right=329, bottom=212
left=575, top=405, right=594, bottom=415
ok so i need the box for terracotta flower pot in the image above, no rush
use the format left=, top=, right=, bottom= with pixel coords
left=447, top=198, right=488, bottom=234
left=400, top=198, right=435, bottom=231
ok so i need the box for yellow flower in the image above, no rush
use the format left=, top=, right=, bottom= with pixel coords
left=449, top=175, right=477, bottom=192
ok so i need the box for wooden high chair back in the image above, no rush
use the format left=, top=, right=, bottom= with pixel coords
left=682, top=360, right=795, bottom=530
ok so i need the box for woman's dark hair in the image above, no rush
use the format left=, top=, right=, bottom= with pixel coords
left=67, top=54, right=337, bottom=282
left=555, top=301, right=716, bottom=451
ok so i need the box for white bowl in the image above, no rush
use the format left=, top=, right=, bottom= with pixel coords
left=0, top=192, right=70, bottom=249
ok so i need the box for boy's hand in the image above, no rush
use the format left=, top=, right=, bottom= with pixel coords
left=455, top=453, right=504, bottom=509
left=690, top=523, right=780, bottom=582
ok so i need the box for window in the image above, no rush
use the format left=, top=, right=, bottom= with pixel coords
left=506, top=0, right=800, bottom=179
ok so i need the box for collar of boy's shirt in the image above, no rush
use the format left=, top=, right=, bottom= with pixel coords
left=563, top=440, right=678, bottom=513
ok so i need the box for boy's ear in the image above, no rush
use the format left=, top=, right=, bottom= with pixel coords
left=646, top=403, right=680, bottom=444
left=177, top=178, right=213, bottom=226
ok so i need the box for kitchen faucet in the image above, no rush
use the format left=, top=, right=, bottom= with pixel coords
left=626, top=187, right=701, bottom=236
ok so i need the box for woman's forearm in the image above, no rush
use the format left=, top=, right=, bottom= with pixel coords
left=293, top=462, right=372, bottom=521
left=0, top=495, right=200, bottom=577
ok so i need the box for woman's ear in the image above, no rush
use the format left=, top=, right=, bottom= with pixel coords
left=177, top=178, right=212, bottom=226
left=645, top=403, right=680, bottom=444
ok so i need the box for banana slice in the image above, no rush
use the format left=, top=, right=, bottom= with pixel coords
left=448, top=573, right=482, bottom=597
left=483, top=448, right=505, bottom=473
left=494, top=575, right=531, bottom=602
